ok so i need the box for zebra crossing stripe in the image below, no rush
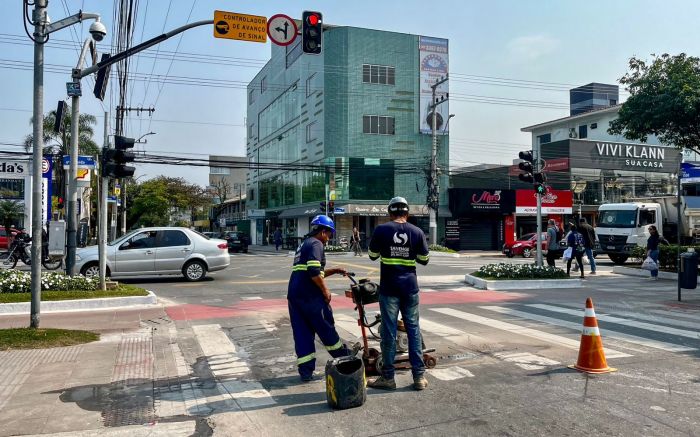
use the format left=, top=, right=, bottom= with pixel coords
left=481, top=306, right=696, bottom=353
left=419, top=318, right=493, bottom=346
left=430, top=307, right=631, bottom=358
left=492, top=352, right=560, bottom=370
left=527, top=304, right=700, bottom=340
left=430, top=366, right=475, bottom=381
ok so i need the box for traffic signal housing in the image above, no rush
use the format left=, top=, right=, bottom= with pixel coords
left=102, top=135, right=136, bottom=178
left=319, top=201, right=327, bottom=213
left=518, top=150, right=534, bottom=184
left=302, top=11, right=323, bottom=54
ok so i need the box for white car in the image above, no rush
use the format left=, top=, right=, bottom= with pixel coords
left=75, top=227, right=230, bottom=281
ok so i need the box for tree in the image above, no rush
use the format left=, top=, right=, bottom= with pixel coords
left=24, top=110, right=100, bottom=156
left=127, top=177, right=209, bottom=228
left=608, top=53, right=700, bottom=154
left=0, top=200, right=24, bottom=242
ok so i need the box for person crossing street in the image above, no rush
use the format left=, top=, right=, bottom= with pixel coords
left=287, top=215, right=352, bottom=382
left=578, top=217, right=597, bottom=275
left=367, top=197, right=430, bottom=391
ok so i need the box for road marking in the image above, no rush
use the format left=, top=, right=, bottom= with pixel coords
left=527, top=304, right=700, bottom=340
left=341, top=261, right=379, bottom=273
left=492, top=351, right=560, bottom=370
left=420, top=317, right=493, bottom=346
left=260, top=319, right=277, bottom=332
left=334, top=314, right=363, bottom=341
left=430, top=307, right=631, bottom=358
left=613, top=309, right=700, bottom=331
left=482, top=306, right=695, bottom=353
left=192, top=324, right=275, bottom=409
left=430, top=366, right=475, bottom=380
left=241, top=296, right=263, bottom=300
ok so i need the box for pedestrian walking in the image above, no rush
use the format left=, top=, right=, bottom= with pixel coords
left=646, top=225, right=668, bottom=280
left=287, top=215, right=352, bottom=382
left=545, top=219, right=562, bottom=267
left=367, top=197, right=430, bottom=391
left=273, top=227, right=283, bottom=251
left=565, top=222, right=585, bottom=279
left=578, top=217, right=597, bottom=274
left=351, top=226, right=362, bottom=256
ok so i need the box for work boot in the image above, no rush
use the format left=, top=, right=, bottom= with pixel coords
left=368, top=376, right=396, bottom=390
left=413, top=375, right=428, bottom=391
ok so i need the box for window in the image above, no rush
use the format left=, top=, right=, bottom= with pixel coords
left=261, top=76, right=267, bottom=93
left=362, top=116, right=395, bottom=135
left=590, top=123, right=598, bottom=129
left=639, top=210, right=656, bottom=227
left=159, top=230, right=190, bottom=247
left=285, top=37, right=302, bottom=68
left=0, top=178, right=25, bottom=199
left=362, top=64, right=395, bottom=85
left=609, top=99, right=617, bottom=106
left=578, top=125, right=588, bottom=139
left=306, top=122, right=317, bottom=143
left=537, top=133, right=551, bottom=145
left=306, top=73, right=316, bottom=97
left=248, top=123, right=255, bottom=138
left=122, top=231, right=157, bottom=250
left=210, top=167, right=230, bottom=175
left=248, top=89, right=255, bottom=105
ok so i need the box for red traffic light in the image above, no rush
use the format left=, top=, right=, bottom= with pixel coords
left=307, top=13, right=320, bottom=25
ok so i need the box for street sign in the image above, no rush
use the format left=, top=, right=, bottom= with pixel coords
left=267, top=14, right=297, bottom=46
left=63, top=155, right=96, bottom=168
left=66, top=81, right=82, bottom=97
left=213, top=11, right=267, bottom=43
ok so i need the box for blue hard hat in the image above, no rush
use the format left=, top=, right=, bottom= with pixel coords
left=310, top=214, right=335, bottom=233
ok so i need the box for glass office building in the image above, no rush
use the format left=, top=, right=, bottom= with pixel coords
left=246, top=26, right=450, bottom=244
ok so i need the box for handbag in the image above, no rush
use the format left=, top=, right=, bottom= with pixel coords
left=641, top=256, right=658, bottom=271
left=562, top=247, right=573, bottom=260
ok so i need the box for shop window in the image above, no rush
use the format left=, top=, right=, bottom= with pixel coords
left=579, top=125, right=588, bottom=139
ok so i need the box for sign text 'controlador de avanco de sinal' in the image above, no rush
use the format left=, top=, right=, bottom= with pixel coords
left=213, top=11, right=267, bottom=43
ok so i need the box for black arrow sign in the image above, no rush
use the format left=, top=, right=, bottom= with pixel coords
left=275, top=21, right=289, bottom=40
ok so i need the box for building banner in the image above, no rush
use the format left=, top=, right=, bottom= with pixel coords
left=568, top=140, right=681, bottom=173
left=41, top=156, right=52, bottom=224
left=419, top=36, right=449, bottom=135
left=681, top=162, right=700, bottom=184
left=448, top=189, right=515, bottom=215
left=516, top=189, right=573, bottom=215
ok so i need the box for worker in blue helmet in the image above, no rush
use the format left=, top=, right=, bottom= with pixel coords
left=287, top=214, right=352, bottom=382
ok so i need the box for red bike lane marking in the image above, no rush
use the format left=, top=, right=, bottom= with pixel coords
left=166, top=289, right=528, bottom=321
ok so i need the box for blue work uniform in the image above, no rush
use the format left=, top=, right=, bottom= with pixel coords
left=287, top=237, right=350, bottom=379
left=368, top=221, right=430, bottom=379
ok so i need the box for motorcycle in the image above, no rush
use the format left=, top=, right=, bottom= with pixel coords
left=0, top=232, right=63, bottom=270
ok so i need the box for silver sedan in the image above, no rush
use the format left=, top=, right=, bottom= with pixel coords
left=75, top=227, right=230, bottom=281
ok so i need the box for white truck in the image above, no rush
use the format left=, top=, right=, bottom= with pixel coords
left=596, top=196, right=700, bottom=264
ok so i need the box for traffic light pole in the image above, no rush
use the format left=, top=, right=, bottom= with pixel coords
left=535, top=143, right=543, bottom=267
left=99, top=112, right=108, bottom=291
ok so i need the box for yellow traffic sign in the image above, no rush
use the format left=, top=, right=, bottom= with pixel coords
left=213, top=11, right=267, bottom=43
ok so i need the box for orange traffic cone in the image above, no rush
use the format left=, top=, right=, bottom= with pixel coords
left=569, top=297, right=617, bottom=374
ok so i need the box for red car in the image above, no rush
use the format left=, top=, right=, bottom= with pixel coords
left=502, top=232, right=549, bottom=258
left=0, top=228, right=18, bottom=250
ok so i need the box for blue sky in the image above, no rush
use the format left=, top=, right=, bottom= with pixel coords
left=2, top=0, right=700, bottom=186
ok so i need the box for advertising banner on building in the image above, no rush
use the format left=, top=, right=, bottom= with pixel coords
left=568, top=140, right=682, bottom=173
left=516, top=189, right=573, bottom=215
left=448, top=189, right=515, bottom=215
left=419, top=36, right=449, bottom=135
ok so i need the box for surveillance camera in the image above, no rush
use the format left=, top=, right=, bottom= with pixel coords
left=89, top=21, right=107, bottom=42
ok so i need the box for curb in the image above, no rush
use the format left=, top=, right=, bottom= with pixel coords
left=464, top=274, right=582, bottom=290
left=612, top=265, right=687, bottom=280
left=0, top=290, right=158, bottom=315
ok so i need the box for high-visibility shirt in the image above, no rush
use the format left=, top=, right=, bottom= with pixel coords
left=287, top=237, right=326, bottom=300
left=368, top=221, right=429, bottom=296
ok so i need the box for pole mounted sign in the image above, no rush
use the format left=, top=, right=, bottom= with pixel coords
left=213, top=10, right=267, bottom=43
left=267, top=14, right=298, bottom=46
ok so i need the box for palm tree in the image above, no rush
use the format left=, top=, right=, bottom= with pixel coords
left=23, top=110, right=100, bottom=156
left=0, top=200, right=24, bottom=244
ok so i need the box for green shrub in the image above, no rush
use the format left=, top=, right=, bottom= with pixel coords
left=629, top=245, right=700, bottom=272
left=429, top=244, right=456, bottom=253
left=473, top=263, right=568, bottom=280
left=325, top=245, right=348, bottom=252
left=0, top=271, right=98, bottom=294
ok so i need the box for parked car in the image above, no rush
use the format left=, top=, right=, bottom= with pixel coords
left=220, top=231, right=250, bottom=253
left=502, top=232, right=549, bottom=258
left=0, top=228, right=19, bottom=250
left=75, top=227, right=230, bottom=281
left=202, top=231, right=216, bottom=238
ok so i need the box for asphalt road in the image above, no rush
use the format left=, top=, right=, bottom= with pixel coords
left=129, top=252, right=700, bottom=436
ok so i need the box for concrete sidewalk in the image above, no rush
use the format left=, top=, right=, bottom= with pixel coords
left=0, top=307, right=201, bottom=436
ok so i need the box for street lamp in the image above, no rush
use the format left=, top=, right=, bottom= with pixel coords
left=30, top=0, right=105, bottom=327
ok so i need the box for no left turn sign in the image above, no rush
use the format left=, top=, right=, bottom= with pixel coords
left=267, top=14, right=298, bottom=46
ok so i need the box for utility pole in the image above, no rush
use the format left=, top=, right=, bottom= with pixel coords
left=30, top=0, right=47, bottom=328
left=429, top=75, right=448, bottom=245
left=99, top=112, right=109, bottom=291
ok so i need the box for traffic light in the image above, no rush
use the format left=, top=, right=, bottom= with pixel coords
left=101, top=135, right=136, bottom=178
left=93, top=53, right=111, bottom=101
left=319, top=201, right=327, bottom=213
left=302, top=11, right=323, bottom=54
left=534, top=172, right=547, bottom=195
left=57, top=197, right=64, bottom=210
left=518, top=150, right=535, bottom=184
left=328, top=201, right=334, bottom=212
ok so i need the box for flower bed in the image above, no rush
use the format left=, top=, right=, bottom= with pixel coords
left=325, top=245, right=348, bottom=252
left=0, top=270, right=98, bottom=294
left=473, top=263, right=568, bottom=280
left=429, top=244, right=456, bottom=253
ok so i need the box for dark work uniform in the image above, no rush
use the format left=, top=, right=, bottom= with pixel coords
left=368, top=221, right=430, bottom=379
left=287, top=237, right=349, bottom=379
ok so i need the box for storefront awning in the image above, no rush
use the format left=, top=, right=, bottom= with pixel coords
left=278, top=206, right=323, bottom=218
